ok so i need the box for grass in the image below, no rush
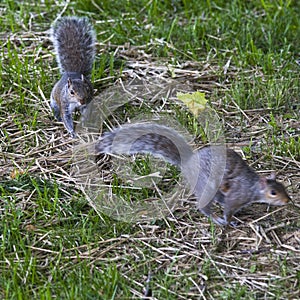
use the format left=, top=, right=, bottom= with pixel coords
left=0, top=0, right=299, bottom=299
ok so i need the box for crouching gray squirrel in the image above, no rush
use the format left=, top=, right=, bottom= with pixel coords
left=95, top=123, right=291, bottom=225
left=50, top=16, right=96, bottom=138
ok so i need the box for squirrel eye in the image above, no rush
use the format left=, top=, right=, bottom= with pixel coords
left=69, top=89, right=75, bottom=96
left=270, top=189, right=277, bottom=196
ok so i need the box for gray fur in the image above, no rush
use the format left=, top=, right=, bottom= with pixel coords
left=96, top=123, right=193, bottom=166
left=51, top=16, right=96, bottom=76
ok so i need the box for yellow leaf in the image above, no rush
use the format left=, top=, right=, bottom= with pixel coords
left=177, top=91, right=207, bottom=116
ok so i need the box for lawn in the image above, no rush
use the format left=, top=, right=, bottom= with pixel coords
left=0, top=0, right=299, bottom=299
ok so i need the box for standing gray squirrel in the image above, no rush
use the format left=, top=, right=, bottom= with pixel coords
left=50, top=16, right=96, bottom=138
left=95, top=123, right=291, bottom=225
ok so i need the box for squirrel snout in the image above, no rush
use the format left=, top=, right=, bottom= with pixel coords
left=273, top=197, right=290, bottom=206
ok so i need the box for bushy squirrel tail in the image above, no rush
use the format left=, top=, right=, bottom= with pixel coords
left=95, top=123, right=194, bottom=167
left=51, top=16, right=96, bottom=77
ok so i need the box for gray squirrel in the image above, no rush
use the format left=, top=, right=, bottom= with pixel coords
left=50, top=16, right=96, bottom=138
left=95, top=123, right=291, bottom=225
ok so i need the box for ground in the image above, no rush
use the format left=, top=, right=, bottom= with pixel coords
left=0, top=1, right=299, bottom=299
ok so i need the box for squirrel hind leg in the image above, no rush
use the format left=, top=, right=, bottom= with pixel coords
left=222, top=207, right=240, bottom=227
left=209, top=213, right=237, bottom=226
left=199, top=202, right=227, bottom=226
left=50, top=96, right=62, bottom=121
left=209, top=213, right=229, bottom=226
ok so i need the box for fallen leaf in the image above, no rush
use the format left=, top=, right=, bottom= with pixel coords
left=177, top=91, right=207, bottom=116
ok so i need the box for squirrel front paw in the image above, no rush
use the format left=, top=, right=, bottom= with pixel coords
left=69, top=131, right=78, bottom=139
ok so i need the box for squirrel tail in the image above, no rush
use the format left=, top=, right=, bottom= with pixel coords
left=51, top=16, right=96, bottom=76
left=95, top=123, right=194, bottom=167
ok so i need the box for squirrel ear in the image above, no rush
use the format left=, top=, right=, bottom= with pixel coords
left=268, top=172, right=276, bottom=180
left=67, top=78, right=72, bottom=87
left=259, top=177, right=268, bottom=188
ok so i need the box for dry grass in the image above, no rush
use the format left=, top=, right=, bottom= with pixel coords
left=1, top=1, right=299, bottom=297
left=1, top=49, right=299, bottom=298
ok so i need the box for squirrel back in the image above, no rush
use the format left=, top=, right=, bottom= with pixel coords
left=51, top=16, right=96, bottom=77
left=96, top=123, right=291, bottom=225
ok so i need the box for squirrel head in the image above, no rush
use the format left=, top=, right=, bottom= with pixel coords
left=67, top=75, right=93, bottom=105
left=258, top=173, right=291, bottom=206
